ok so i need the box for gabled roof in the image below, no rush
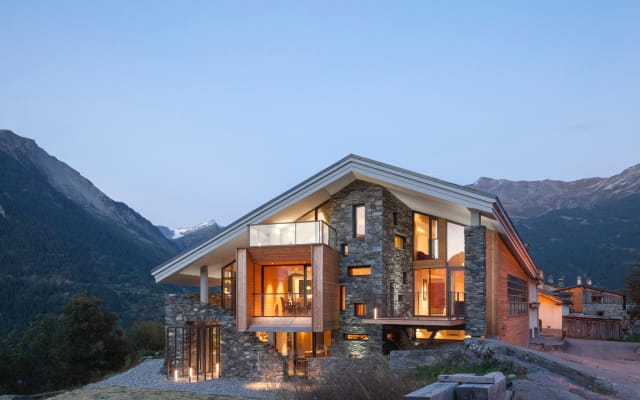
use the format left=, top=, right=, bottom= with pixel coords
left=538, top=289, right=567, bottom=305
left=152, top=154, right=538, bottom=284
left=555, top=284, right=625, bottom=297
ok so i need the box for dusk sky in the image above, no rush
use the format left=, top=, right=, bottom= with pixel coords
left=2, top=1, right=639, bottom=227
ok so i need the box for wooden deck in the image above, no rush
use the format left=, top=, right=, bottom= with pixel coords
left=361, top=317, right=465, bottom=327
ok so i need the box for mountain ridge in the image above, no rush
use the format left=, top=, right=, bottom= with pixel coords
left=0, top=130, right=176, bottom=254
left=469, top=164, right=640, bottom=219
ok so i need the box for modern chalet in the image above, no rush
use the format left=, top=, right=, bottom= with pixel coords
left=152, top=155, right=540, bottom=380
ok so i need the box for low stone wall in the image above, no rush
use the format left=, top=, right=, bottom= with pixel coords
left=165, top=294, right=285, bottom=381
left=389, top=342, right=476, bottom=371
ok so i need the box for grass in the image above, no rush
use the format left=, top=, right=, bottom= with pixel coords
left=415, top=360, right=520, bottom=385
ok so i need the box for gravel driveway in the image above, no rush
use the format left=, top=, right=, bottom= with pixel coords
left=543, top=338, right=640, bottom=400
left=72, top=358, right=292, bottom=399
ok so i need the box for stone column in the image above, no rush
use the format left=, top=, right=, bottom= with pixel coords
left=464, top=225, right=486, bottom=337
left=200, top=265, right=209, bottom=304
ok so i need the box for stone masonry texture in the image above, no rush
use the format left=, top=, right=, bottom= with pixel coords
left=464, top=225, right=487, bottom=337
left=165, top=294, right=284, bottom=381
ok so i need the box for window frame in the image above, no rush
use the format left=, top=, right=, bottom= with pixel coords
left=353, top=204, right=366, bottom=237
left=507, top=274, right=528, bottom=317
left=348, top=266, right=371, bottom=276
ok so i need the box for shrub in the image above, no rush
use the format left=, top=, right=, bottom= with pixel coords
left=129, top=320, right=165, bottom=353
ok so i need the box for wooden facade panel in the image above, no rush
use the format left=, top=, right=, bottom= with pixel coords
left=486, top=229, right=498, bottom=337
left=322, top=245, right=339, bottom=331
left=495, top=235, right=531, bottom=347
left=246, top=246, right=311, bottom=265
left=311, top=245, right=339, bottom=332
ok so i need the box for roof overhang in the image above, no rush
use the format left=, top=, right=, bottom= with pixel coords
left=152, top=154, right=539, bottom=284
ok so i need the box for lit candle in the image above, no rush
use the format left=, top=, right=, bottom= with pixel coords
left=215, top=363, right=220, bottom=378
left=374, top=307, right=378, bottom=319
left=174, top=369, right=178, bottom=381
left=189, top=367, right=193, bottom=382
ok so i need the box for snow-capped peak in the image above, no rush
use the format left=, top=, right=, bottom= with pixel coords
left=169, top=220, right=219, bottom=239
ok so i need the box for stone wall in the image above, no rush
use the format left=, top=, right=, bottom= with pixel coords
left=389, top=342, right=474, bottom=370
left=329, top=180, right=415, bottom=358
left=464, top=225, right=487, bottom=337
left=381, top=188, right=414, bottom=319
left=330, top=180, right=385, bottom=357
left=165, top=294, right=284, bottom=380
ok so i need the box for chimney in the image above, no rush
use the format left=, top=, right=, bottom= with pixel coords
left=577, top=275, right=582, bottom=285
left=586, top=278, right=592, bottom=286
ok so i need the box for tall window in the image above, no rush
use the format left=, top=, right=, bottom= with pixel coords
left=354, top=205, right=366, bottom=237
left=222, top=262, right=237, bottom=313
left=414, top=213, right=438, bottom=260
left=446, top=222, right=465, bottom=266
left=354, top=303, right=366, bottom=316
left=507, top=275, right=528, bottom=316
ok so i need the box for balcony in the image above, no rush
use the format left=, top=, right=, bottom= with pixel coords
left=252, top=293, right=312, bottom=317
left=361, top=291, right=465, bottom=328
left=249, top=221, right=337, bottom=249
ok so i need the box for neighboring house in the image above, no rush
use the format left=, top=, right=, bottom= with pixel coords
left=537, top=289, right=570, bottom=335
left=554, top=284, right=626, bottom=340
left=151, top=155, right=540, bottom=380
left=555, top=284, right=626, bottom=318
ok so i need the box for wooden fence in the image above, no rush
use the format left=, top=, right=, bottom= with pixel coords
left=563, top=316, right=621, bottom=340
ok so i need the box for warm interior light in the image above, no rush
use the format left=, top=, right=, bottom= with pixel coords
left=174, top=368, right=178, bottom=381
left=374, top=307, right=378, bottom=319
left=189, top=367, right=193, bottom=381
left=215, top=363, right=220, bottom=379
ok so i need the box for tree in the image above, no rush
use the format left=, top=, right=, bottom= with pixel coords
left=627, top=261, right=640, bottom=324
left=0, top=293, right=129, bottom=395
left=58, top=294, right=129, bottom=386
left=129, top=320, right=165, bottom=353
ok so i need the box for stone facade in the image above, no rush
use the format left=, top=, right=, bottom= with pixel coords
left=330, top=180, right=384, bottom=357
left=388, top=342, right=476, bottom=371
left=381, top=188, right=414, bottom=319
left=329, top=180, right=414, bottom=358
left=464, top=225, right=487, bottom=337
left=165, top=294, right=284, bottom=381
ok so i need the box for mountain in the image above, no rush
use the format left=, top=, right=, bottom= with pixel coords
left=0, top=129, right=180, bottom=335
left=470, top=165, right=640, bottom=290
left=469, top=164, right=640, bottom=219
left=158, top=220, right=224, bottom=250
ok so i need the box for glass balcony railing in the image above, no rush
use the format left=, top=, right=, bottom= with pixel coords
left=249, top=221, right=337, bottom=249
left=251, top=293, right=312, bottom=317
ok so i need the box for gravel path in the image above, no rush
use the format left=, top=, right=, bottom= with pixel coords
left=87, top=358, right=293, bottom=399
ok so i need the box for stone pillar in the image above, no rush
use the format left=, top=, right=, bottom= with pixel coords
left=464, top=226, right=486, bottom=337
left=200, top=265, right=209, bottom=304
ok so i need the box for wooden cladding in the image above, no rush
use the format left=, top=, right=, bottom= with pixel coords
left=237, top=244, right=339, bottom=333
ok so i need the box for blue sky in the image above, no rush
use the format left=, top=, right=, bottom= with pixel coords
left=1, top=1, right=639, bottom=227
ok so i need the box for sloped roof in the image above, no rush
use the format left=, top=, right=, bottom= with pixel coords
left=555, top=284, right=625, bottom=297
left=152, top=154, right=538, bottom=284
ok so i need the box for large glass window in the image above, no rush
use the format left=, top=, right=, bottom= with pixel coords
left=446, top=222, right=465, bottom=266
left=222, top=262, right=236, bottom=313
left=253, top=264, right=312, bottom=317
left=354, top=205, right=366, bottom=237
left=414, top=213, right=438, bottom=260
left=414, top=268, right=447, bottom=316
left=507, top=275, right=528, bottom=317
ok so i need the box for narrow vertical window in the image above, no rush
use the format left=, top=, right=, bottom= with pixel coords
left=354, top=303, right=366, bottom=316
left=392, top=212, right=399, bottom=226
left=394, top=234, right=405, bottom=249
left=402, top=271, right=408, bottom=284
left=340, top=286, right=346, bottom=311
left=354, top=205, right=366, bottom=237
